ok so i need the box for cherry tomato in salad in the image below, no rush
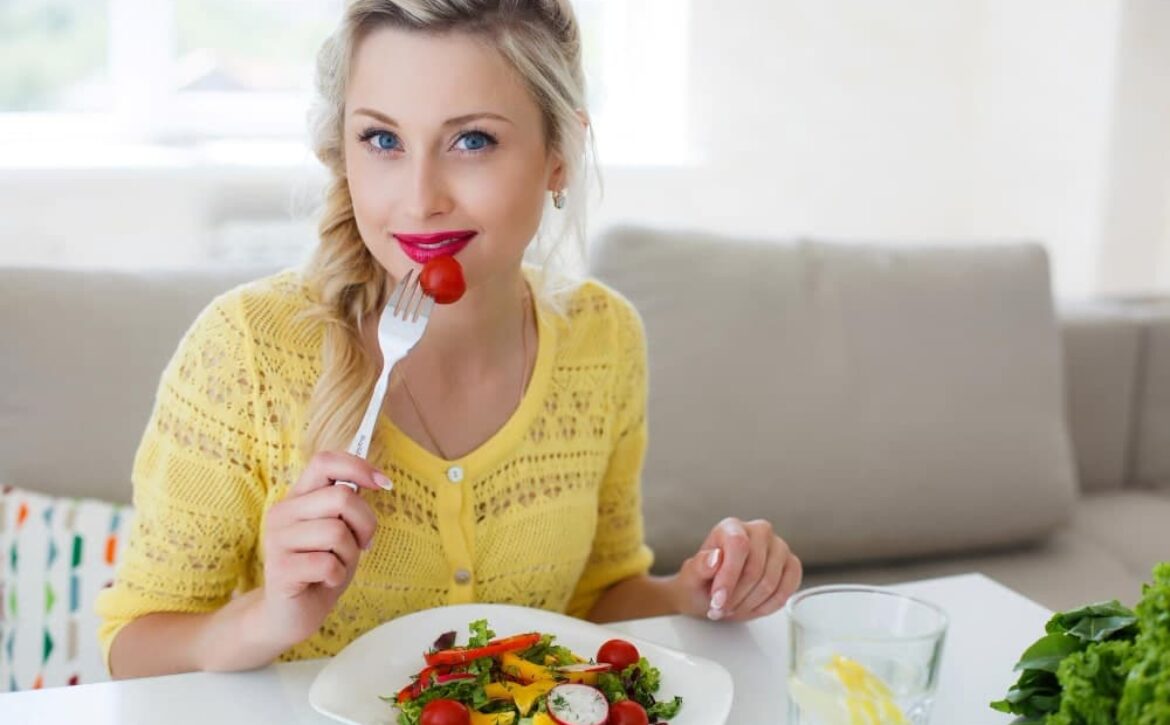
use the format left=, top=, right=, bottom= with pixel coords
left=596, top=639, right=640, bottom=672
left=419, top=256, right=466, bottom=304
left=420, top=698, right=471, bottom=725
left=607, top=700, right=649, bottom=725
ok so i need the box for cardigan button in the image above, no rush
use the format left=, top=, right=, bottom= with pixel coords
left=454, top=568, right=472, bottom=585
left=447, top=465, right=464, bottom=483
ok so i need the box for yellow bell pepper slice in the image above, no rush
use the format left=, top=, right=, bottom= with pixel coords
left=500, top=652, right=556, bottom=684
left=469, top=711, right=516, bottom=725
left=511, top=681, right=556, bottom=715
left=532, top=713, right=557, bottom=725
left=483, top=681, right=556, bottom=716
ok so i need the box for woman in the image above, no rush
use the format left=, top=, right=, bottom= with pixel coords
left=97, top=0, right=802, bottom=679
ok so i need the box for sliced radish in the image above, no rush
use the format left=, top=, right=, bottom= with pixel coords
left=545, top=684, right=609, bottom=725
left=556, top=663, right=612, bottom=674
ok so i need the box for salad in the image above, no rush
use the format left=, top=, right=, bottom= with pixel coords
left=386, top=619, right=684, bottom=725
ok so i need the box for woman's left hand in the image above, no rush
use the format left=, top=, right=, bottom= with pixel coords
left=669, top=517, right=802, bottom=622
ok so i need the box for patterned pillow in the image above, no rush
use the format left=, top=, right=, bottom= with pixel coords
left=0, top=485, right=133, bottom=691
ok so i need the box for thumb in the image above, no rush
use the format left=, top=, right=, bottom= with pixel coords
left=694, top=547, right=722, bottom=582
left=676, top=548, right=722, bottom=613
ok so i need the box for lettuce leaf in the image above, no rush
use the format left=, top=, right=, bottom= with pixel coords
left=990, top=563, right=1170, bottom=723
left=1116, top=563, right=1170, bottom=724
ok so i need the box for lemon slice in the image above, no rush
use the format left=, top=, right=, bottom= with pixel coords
left=788, top=675, right=852, bottom=725
left=826, top=655, right=909, bottom=725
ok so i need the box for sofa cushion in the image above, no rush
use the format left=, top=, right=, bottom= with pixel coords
left=1069, top=491, right=1170, bottom=576
left=0, top=485, right=134, bottom=690
left=590, top=227, right=1079, bottom=570
left=0, top=267, right=273, bottom=505
left=799, top=525, right=1148, bottom=613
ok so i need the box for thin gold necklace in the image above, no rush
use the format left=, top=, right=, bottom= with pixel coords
left=398, top=293, right=531, bottom=461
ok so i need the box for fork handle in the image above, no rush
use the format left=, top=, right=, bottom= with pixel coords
left=334, top=362, right=393, bottom=492
left=348, top=363, right=392, bottom=458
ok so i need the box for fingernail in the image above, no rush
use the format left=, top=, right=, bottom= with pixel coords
left=707, top=607, right=725, bottom=621
left=706, top=548, right=721, bottom=570
left=710, top=588, right=727, bottom=611
left=373, top=471, right=394, bottom=490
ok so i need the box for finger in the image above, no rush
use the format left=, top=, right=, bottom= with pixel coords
left=290, top=451, right=393, bottom=497
left=283, top=518, right=362, bottom=570
left=676, top=547, right=723, bottom=615
left=725, top=521, right=773, bottom=614
left=279, top=551, right=349, bottom=592
left=736, top=555, right=803, bottom=621
left=279, top=485, right=379, bottom=550
left=731, top=535, right=788, bottom=616
left=707, top=518, right=751, bottom=620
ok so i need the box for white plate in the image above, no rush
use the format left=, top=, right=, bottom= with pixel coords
left=309, top=603, right=734, bottom=725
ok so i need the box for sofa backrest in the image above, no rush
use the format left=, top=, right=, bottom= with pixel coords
left=0, top=266, right=272, bottom=505
left=2, top=242, right=1165, bottom=570
left=590, top=226, right=1080, bottom=570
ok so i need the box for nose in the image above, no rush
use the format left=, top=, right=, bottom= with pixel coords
left=402, top=155, right=454, bottom=220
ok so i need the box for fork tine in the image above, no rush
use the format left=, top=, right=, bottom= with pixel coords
left=408, top=277, right=434, bottom=322
left=388, top=269, right=412, bottom=314
left=398, top=274, right=423, bottom=320
left=405, top=280, right=425, bottom=321
left=416, top=295, right=435, bottom=322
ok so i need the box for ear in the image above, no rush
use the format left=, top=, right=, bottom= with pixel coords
left=546, top=109, right=590, bottom=192
left=547, top=152, right=566, bottom=192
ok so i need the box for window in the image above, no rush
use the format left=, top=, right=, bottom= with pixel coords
left=0, top=0, right=691, bottom=165
left=0, top=0, right=111, bottom=112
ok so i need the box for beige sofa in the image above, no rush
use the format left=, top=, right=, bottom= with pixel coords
left=2, top=226, right=1167, bottom=614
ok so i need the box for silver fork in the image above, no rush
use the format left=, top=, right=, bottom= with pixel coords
left=335, top=270, right=434, bottom=492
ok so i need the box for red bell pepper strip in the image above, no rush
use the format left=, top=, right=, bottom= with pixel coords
left=396, top=665, right=437, bottom=703
left=424, top=633, right=542, bottom=667
left=395, top=667, right=478, bottom=703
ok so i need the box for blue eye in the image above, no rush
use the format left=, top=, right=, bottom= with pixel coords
left=371, top=131, right=399, bottom=151
left=455, top=130, right=496, bottom=153
left=361, top=129, right=400, bottom=153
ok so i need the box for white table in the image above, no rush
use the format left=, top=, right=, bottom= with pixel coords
left=0, top=573, right=1049, bottom=724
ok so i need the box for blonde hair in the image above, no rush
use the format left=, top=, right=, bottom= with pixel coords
left=300, top=0, right=595, bottom=459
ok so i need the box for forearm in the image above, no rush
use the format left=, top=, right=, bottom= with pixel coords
left=108, top=588, right=285, bottom=679
left=586, top=573, right=681, bottom=623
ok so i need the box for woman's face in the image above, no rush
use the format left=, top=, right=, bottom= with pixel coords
left=344, top=26, right=563, bottom=293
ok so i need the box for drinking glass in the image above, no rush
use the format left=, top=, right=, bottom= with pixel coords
left=786, top=585, right=948, bottom=724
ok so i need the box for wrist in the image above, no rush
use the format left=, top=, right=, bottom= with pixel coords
left=657, top=573, right=688, bottom=616
left=198, top=588, right=286, bottom=671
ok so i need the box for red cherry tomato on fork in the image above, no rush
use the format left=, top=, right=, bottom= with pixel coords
left=420, top=256, right=466, bottom=304
left=420, top=698, right=471, bottom=725
left=607, top=700, right=649, bottom=725
left=597, top=639, right=640, bottom=672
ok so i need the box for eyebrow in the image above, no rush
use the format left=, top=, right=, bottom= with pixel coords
left=352, top=108, right=514, bottom=127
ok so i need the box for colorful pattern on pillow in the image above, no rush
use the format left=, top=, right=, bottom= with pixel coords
left=0, top=485, right=133, bottom=691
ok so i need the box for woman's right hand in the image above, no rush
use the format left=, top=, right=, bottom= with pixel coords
left=255, top=451, right=391, bottom=651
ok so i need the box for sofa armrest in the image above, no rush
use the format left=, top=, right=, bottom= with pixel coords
left=1058, top=302, right=1144, bottom=493
left=1126, top=299, right=1170, bottom=491
left=1059, top=297, right=1170, bottom=493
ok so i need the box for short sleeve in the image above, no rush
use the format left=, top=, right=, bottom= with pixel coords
left=565, top=297, right=655, bottom=619
left=95, top=291, right=268, bottom=670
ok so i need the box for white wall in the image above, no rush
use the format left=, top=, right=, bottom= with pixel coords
left=589, top=0, right=1166, bottom=298
left=1096, top=0, right=1170, bottom=296
left=2, top=0, right=1168, bottom=299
